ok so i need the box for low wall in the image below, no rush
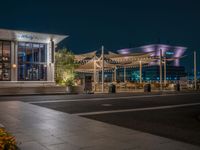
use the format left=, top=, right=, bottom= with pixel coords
left=0, top=86, right=66, bottom=95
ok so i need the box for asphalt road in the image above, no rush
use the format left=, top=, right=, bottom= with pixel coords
left=1, top=92, right=200, bottom=146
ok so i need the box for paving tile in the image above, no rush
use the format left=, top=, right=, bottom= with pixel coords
left=18, top=141, right=49, bottom=150
left=0, top=101, right=200, bottom=150
left=13, top=133, right=34, bottom=143
left=47, top=143, right=81, bottom=150
left=34, top=135, right=65, bottom=146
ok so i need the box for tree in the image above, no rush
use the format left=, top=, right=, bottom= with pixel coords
left=55, top=48, right=78, bottom=86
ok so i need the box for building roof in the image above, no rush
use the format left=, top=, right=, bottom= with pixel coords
left=117, top=44, right=187, bottom=55
left=0, top=28, right=68, bottom=44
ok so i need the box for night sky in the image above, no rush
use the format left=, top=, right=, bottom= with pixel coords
left=0, top=0, right=200, bottom=71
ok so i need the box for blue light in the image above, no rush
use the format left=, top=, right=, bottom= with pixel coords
left=166, top=51, right=174, bottom=55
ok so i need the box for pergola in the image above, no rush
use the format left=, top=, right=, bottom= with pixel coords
left=75, top=47, right=157, bottom=92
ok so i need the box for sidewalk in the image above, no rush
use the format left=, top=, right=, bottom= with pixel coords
left=0, top=101, right=199, bottom=150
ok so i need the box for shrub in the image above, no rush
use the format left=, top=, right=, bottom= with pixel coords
left=0, top=128, right=17, bottom=150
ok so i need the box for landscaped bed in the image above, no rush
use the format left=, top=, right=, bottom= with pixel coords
left=0, top=126, right=18, bottom=150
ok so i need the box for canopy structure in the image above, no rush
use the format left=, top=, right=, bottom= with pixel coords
left=75, top=49, right=157, bottom=91
left=74, top=47, right=186, bottom=93
left=75, top=50, right=156, bottom=73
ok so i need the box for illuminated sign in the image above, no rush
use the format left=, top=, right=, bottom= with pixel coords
left=165, top=51, right=174, bottom=55
left=16, top=33, right=42, bottom=42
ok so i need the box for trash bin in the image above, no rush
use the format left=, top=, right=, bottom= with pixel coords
left=109, top=84, right=116, bottom=93
left=144, top=84, right=151, bottom=92
left=176, top=83, right=180, bottom=91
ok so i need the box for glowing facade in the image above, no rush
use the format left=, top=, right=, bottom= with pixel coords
left=118, top=44, right=187, bottom=66
left=0, top=28, right=67, bottom=87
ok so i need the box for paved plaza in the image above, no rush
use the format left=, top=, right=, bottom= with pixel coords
left=0, top=92, right=200, bottom=150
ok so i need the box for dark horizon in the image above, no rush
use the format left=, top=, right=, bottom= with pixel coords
left=0, top=0, right=200, bottom=71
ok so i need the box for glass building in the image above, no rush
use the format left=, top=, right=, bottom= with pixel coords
left=117, top=44, right=187, bottom=81
left=0, top=28, right=67, bottom=87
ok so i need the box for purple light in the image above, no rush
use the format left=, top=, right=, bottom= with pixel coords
left=118, top=48, right=131, bottom=54
left=174, top=48, right=186, bottom=66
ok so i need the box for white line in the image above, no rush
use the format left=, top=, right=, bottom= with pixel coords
left=28, top=93, right=195, bottom=104
left=74, top=102, right=200, bottom=116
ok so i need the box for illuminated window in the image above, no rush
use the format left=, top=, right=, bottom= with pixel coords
left=18, top=42, right=47, bottom=81
left=0, top=41, right=11, bottom=81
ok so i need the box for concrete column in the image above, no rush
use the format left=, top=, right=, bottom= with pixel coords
left=11, top=41, right=17, bottom=81
left=46, top=40, right=55, bottom=82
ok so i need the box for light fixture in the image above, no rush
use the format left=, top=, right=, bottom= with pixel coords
left=12, top=64, right=17, bottom=68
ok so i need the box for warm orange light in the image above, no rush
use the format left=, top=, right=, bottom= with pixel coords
left=12, top=64, right=17, bottom=68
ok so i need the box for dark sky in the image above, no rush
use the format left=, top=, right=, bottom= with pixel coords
left=0, top=0, right=200, bottom=71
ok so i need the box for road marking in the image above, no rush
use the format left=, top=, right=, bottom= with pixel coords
left=73, top=102, right=200, bottom=116
left=28, top=93, right=197, bottom=104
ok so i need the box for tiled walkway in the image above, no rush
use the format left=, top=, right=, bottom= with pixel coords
left=0, top=101, right=199, bottom=150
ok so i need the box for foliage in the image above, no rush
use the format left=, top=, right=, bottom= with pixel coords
left=0, top=128, right=17, bottom=150
left=55, top=48, right=78, bottom=86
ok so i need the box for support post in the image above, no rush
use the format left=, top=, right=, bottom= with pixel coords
left=102, top=46, right=104, bottom=93
left=140, top=61, right=142, bottom=84
left=114, top=66, right=117, bottom=82
left=164, top=57, right=167, bottom=87
left=93, top=59, right=96, bottom=92
left=124, top=66, right=126, bottom=82
left=194, top=51, right=197, bottom=90
left=160, top=49, right=163, bottom=91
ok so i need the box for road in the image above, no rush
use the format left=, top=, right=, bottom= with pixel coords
left=1, top=92, right=200, bottom=146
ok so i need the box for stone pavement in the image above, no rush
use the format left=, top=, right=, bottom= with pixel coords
left=0, top=101, right=199, bottom=150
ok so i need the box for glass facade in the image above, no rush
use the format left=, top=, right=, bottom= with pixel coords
left=0, top=41, right=11, bottom=81
left=18, top=42, right=47, bottom=81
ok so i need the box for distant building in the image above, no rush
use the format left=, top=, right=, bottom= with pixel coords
left=117, top=44, right=187, bottom=81
left=0, top=28, right=67, bottom=87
